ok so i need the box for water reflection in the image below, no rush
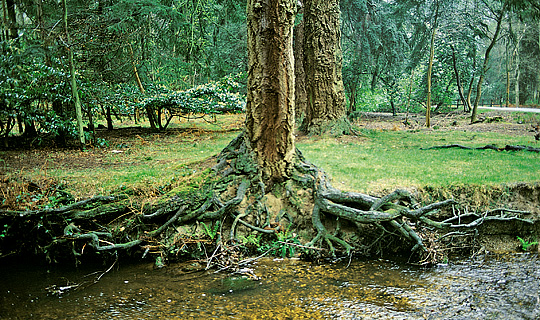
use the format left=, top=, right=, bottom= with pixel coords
left=1, top=254, right=538, bottom=319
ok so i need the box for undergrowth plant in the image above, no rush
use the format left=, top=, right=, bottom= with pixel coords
left=201, top=221, right=220, bottom=241
left=517, top=236, right=538, bottom=251
left=259, top=227, right=302, bottom=258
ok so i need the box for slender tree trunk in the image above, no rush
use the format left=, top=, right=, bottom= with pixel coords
left=538, top=20, right=540, bottom=104
left=129, top=43, right=154, bottom=129
left=450, top=44, right=469, bottom=113
left=1, top=0, right=8, bottom=41
left=301, top=0, right=345, bottom=134
left=246, top=0, right=296, bottom=184
left=506, top=41, right=510, bottom=108
left=426, top=0, right=439, bottom=128
left=466, top=74, right=474, bottom=112
left=62, top=0, right=85, bottom=148
left=5, top=0, right=16, bottom=40
left=106, top=106, right=113, bottom=130
left=471, top=3, right=506, bottom=123
left=536, top=19, right=540, bottom=104
left=514, top=41, right=520, bottom=108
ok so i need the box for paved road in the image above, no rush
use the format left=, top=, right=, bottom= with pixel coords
left=478, top=106, right=540, bottom=113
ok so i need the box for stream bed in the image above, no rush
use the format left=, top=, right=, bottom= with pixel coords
left=1, top=253, right=539, bottom=319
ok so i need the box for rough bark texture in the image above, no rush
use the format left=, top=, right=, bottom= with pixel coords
left=246, top=0, right=296, bottom=183
left=294, top=4, right=307, bottom=119
left=301, top=0, right=346, bottom=134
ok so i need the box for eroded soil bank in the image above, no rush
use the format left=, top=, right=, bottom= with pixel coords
left=413, top=182, right=540, bottom=253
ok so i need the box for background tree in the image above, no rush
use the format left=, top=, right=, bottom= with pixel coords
left=293, top=0, right=307, bottom=118
left=62, top=0, right=84, bottom=148
left=300, top=0, right=346, bottom=134
left=425, top=0, right=440, bottom=128
left=470, top=0, right=506, bottom=123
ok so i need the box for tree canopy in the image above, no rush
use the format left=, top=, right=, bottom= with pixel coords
left=1, top=0, right=539, bottom=145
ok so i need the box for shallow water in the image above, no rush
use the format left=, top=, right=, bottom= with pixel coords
left=1, top=253, right=538, bottom=319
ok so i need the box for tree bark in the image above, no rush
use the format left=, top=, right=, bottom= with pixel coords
left=506, top=40, right=510, bottom=108
left=470, top=3, right=506, bottom=123
left=537, top=20, right=540, bottom=104
left=246, top=0, right=296, bottom=184
left=1, top=0, right=7, bottom=41
left=294, top=2, right=307, bottom=119
left=301, top=0, right=345, bottom=134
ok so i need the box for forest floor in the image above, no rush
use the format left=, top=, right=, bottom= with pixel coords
left=3, top=110, right=539, bottom=175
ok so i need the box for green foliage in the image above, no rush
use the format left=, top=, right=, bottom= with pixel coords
left=139, top=74, right=245, bottom=116
left=517, top=236, right=538, bottom=251
left=0, top=224, right=8, bottom=238
left=259, top=227, right=302, bottom=258
left=239, top=234, right=261, bottom=249
left=201, top=221, right=220, bottom=241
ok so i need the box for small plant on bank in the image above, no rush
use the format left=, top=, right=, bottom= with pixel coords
left=201, top=221, right=220, bottom=241
left=259, top=226, right=303, bottom=258
left=517, top=236, right=538, bottom=251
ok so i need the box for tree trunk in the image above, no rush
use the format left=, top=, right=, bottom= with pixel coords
left=106, top=106, right=113, bottom=130
left=5, top=0, right=16, bottom=40
left=294, top=2, right=307, bottom=119
left=301, top=0, right=345, bottom=134
left=426, top=0, right=439, bottom=128
left=470, top=3, right=506, bottom=123
left=506, top=41, right=510, bottom=108
left=1, top=0, right=7, bottom=41
left=246, top=0, right=296, bottom=184
left=451, top=45, right=469, bottom=112
left=514, top=41, right=520, bottom=108
left=466, top=74, right=474, bottom=112
left=63, top=0, right=85, bottom=148
left=538, top=20, right=540, bottom=104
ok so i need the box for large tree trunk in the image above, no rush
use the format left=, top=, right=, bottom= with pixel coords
left=294, top=2, right=307, bottom=119
left=245, top=0, right=296, bottom=184
left=301, top=0, right=345, bottom=134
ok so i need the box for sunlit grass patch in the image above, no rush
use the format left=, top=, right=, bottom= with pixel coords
left=42, top=131, right=239, bottom=198
left=297, top=129, right=540, bottom=193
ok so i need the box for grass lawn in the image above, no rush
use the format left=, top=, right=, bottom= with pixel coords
left=298, top=128, right=539, bottom=193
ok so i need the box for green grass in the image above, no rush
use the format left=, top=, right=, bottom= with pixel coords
left=4, top=113, right=539, bottom=200
left=26, top=131, right=239, bottom=198
left=297, top=129, right=539, bottom=193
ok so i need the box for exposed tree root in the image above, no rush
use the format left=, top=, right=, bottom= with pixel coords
left=0, top=132, right=535, bottom=266
left=422, top=144, right=540, bottom=153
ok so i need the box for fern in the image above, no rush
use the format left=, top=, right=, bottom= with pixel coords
left=517, top=236, right=538, bottom=251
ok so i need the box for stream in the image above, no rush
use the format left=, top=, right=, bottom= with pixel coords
left=1, top=253, right=538, bottom=319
